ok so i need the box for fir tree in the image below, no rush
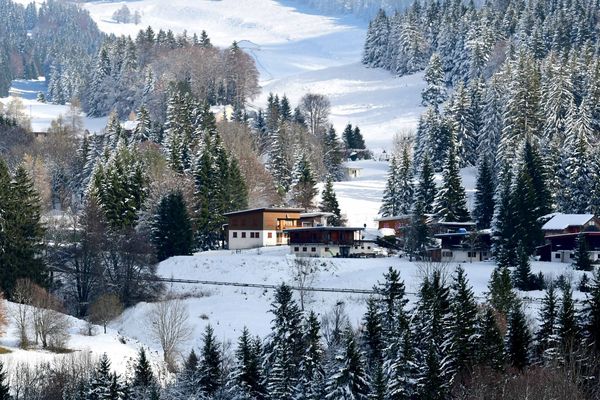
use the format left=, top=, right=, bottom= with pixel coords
left=379, top=156, right=401, bottom=217
left=536, top=283, right=560, bottom=362
left=415, top=152, right=436, bottom=214
left=320, top=177, right=344, bottom=226
left=487, top=265, right=516, bottom=316
left=230, top=328, right=264, bottom=399
left=582, top=269, right=600, bottom=352
left=152, top=191, right=193, bottom=261
left=291, top=152, right=318, bottom=211
left=476, top=307, right=505, bottom=370
left=558, top=285, right=579, bottom=354
left=325, top=329, right=370, bottom=400
left=506, top=302, right=532, bottom=371
left=421, top=53, right=447, bottom=108
left=573, top=233, right=593, bottom=271
left=512, top=243, right=534, bottom=291
left=0, top=361, right=10, bottom=400
left=297, top=311, right=325, bottom=400
left=473, top=157, right=495, bottom=229
left=199, top=325, right=222, bottom=396
left=433, top=134, right=470, bottom=222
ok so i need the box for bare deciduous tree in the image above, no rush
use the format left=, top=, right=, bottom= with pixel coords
left=0, top=292, right=7, bottom=337
left=147, top=299, right=193, bottom=371
left=30, top=285, right=71, bottom=349
left=321, top=301, right=350, bottom=348
left=300, top=93, right=331, bottom=136
left=11, top=279, right=35, bottom=348
left=88, top=294, right=123, bottom=334
left=290, top=258, right=320, bottom=311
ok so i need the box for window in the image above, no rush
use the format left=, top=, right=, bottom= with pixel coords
left=367, top=246, right=371, bottom=250
left=255, top=232, right=260, bottom=238
left=443, top=251, right=453, bottom=258
left=268, top=232, right=273, bottom=239
left=325, top=247, right=329, bottom=252
left=569, top=253, right=574, bottom=259
left=250, top=232, right=255, bottom=238
left=233, top=232, right=238, bottom=238
left=241, top=232, right=246, bottom=238
left=294, top=247, right=299, bottom=252
left=468, top=251, right=476, bottom=258
left=311, top=247, right=316, bottom=252
left=302, top=247, right=307, bottom=252
left=555, top=253, right=561, bottom=259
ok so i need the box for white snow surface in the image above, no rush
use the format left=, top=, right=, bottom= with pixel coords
left=0, top=302, right=164, bottom=378
left=80, top=0, right=425, bottom=149
left=113, top=247, right=589, bottom=352
left=542, top=213, right=595, bottom=231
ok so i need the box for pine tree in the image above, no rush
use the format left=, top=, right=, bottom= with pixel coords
left=323, top=126, right=344, bottom=181
left=506, top=301, right=531, bottom=371
left=573, top=233, right=593, bottom=271
left=396, top=147, right=414, bottom=215
left=380, top=156, right=401, bottom=217
left=0, top=361, right=10, bottom=400
left=476, top=307, right=505, bottom=370
left=487, top=265, right=516, bottom=316
left=290, top=152, right=318, bottom=211
left=266, top=284, right=303, bottom=400
left=131, top=347, right=159, bottom=399
left=320, top=177, right=344, bottom=226
left=445, top=266, right=478, bottom=379
left=421, top=53, right=447, bottom=108
left=199, top=325, right=222, bottom=396
left=513, top=243, right=534, bottom=291
left=448, top=82, right=477, bottom=166
left=473, top=157, right=495, bottom=229
left=536, top=283, right=560, bottom=362
left=558, top=285, right=579, bottom=354
left=494, top=165, right=517, bottom=268
left=152, top=191, right=193, bottom=261
left=325, top=329, right=369, bottom=400
left=433, top=133, right=470, bottom=222
left=228, top=156, right=249, bottom=211
left=230, top=328, right=264, bottom=399
left=297, top=311, right=325, bottom=400
left=582, top=270, right=600, bottom=352
left=415, top=152, right=436, bottom=214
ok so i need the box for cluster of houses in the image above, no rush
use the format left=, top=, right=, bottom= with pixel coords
left=224, top=205, right=600, bottom=263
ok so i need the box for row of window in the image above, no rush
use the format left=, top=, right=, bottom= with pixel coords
left=231, top=231, right=274, bottom=239
left=554, top=252, right=600, bottom=260
left=294, top=247, right=321, bottom=252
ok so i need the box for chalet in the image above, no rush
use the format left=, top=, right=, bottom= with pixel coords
left=541, top=213, right=599, bottom=236
left=299, top=211, right=333, bottom=227
left=224, top=207, right=304, bottom=250
left=540, top=231, right=600, bottom=263
left=375, top=214, right=412, bottom=234
left=284, top=226, right=378, bottom=258
left=433, top=230, right=492, bottom=263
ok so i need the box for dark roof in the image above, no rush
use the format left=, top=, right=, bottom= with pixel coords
left=546, top=231, right=600, bottom=239
left=224, top=207, right=304, bottom=216
left=284, top=226, right=365, bottom=233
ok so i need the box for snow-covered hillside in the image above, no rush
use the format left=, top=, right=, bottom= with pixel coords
left=113, top=247, right=587, bottom=348
left=0, top=302, right=164, bottom=377
left=81, top=0, right=425, bottom=149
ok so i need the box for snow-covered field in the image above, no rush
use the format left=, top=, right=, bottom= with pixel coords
left=114, top=247, right=588, bottom=351
left=0, top=302, right=163, bottom=376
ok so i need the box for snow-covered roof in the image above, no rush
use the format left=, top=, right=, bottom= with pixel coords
left=121, top=120, right=138, bottom=131
left=300, top=211, right=334, bottom=218
left=542, top=213, right=595, bottom=230
left=374, top=214, right=412, bottom=222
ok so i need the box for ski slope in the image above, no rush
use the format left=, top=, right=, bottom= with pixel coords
left=82, top=0, right=425, bottom=149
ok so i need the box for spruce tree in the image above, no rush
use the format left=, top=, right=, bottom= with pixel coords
left=297, top=311, right=325, bottom=400
left=433, top=133, right=470, bottom=222
left=380, top=156, right=401, bottom=217
left=199, top=325, right=222, bottom=396
left=152, top=191, right=193, bottom=261
left=513, top=243, right=534, bottom=291
left=476, top=307, right=505, bottom=370
left=323, top=126, right=344, bottom=181
left=0, top=361, right=10, bottom=400
left=415, top=152, right=436, bottom=214
left=506, top=301, right=532, bottom=371
left=582, top=269, right=600, bottom=352
left=325, top=329, right=369, bottom=400
left=573, top=233, right=593, bottom=271
left=231, top=328, right=264, bottom=399
left=558, top=285, right=579, bottom=354
left=421, top=53, right=447, bottom=108
left=320, top=177, right=344, bottom=226
left=445, top=266, right=478, bottom=378
left=487, top=265, right=516, bottom=316
left=536, top=283, right=560, bottom=362
left=290, top=153, right=318, bottom=211
left=473, top=156, right=495, bottom=229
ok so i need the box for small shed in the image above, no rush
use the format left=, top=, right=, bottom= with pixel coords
left=344, top=165, right=363, bottom=179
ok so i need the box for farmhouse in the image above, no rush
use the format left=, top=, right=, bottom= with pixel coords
left=432, top=230, right=492, bottom=263
left=285, top=226, right=377, bottom=258
left=539, top=231, right=600, bottom=263
left=224, top=207, right=304, bottom=249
